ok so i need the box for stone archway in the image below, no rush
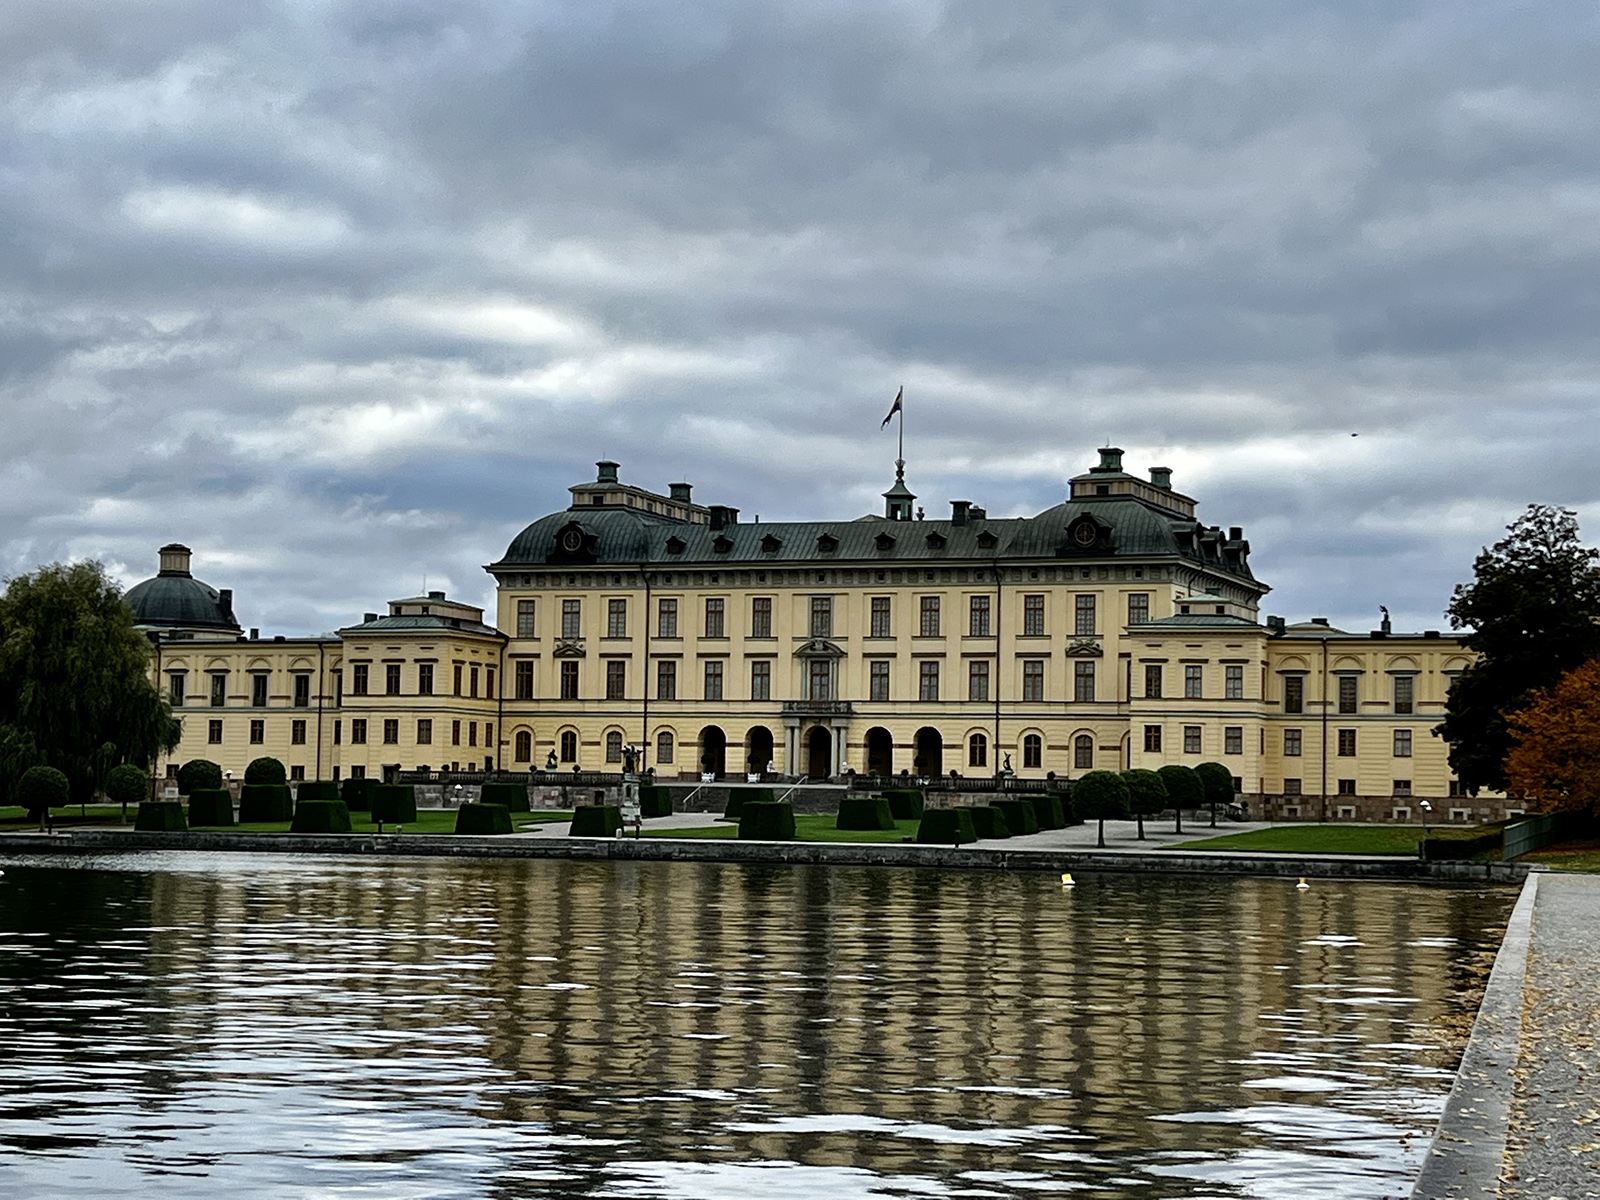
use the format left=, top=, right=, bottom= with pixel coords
left=865, top=727, right=894, bottom=777
left=745, top=726, right=774, bottom=774
left=914, top=727, right=943, bottom=778
left=807, top=726, right=833, bottom=780
left=699, top=725, right=727, bottom=777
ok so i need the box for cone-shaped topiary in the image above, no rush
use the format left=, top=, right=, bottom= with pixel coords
left=723, top=786, right=774, bottom=819
left=176, top=758, right=222, bottom=796
left=239, top=783, right=293, bottom=822
left=341, top=776, right=376, bottom=812
left=993, top=798, right=1039, bottom=835
left=135, top=801, right=188, bottom=832
left=916, top=808, right=977, bottom=845
left=456, top=802, right=513, bottom=835
left=881, top=788, right=925, bottom=819
left=835, top=796, right=896, bottom=831
left=479, top=781, right=531, bottom=813
left=639, top=785, right=673, bottom=818
left=370, top=784, right=417, bottom=824
left=969, top=805, right=1012, bottom=839
left=738, top=801, right=796, bottom=840
left=570, top=804, right=622, bottom=837
left=244, top=757, right=287, bottom=786
left=291, top=800, right=353, bottom=833
left=187, top=787, right=234, bottom=826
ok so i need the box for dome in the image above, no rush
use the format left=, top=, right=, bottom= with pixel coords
left=124, top=544, right=241, bottom=633
left=492, top=507, right=671, bottom=568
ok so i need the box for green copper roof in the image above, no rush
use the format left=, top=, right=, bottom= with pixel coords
left=125, top=573, right=240, bottom=631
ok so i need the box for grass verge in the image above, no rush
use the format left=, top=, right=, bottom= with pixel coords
left=1168, top=824, right=1429, bottom=855
left=1519, top=841, right=1600, bottom=873
left=640, top=814, right=920, bottom=843
left=190, top=810, right=571, bottom=835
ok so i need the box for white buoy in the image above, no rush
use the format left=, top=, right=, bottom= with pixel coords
left=1296, top=877, right=1310, bottom=890
left=1061, top=872, right=1075, bottom=887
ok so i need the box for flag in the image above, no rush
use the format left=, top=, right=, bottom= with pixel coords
left=880, top=387, right=903, bottom=429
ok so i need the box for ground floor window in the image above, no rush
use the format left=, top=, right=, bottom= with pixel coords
left=606, top=731, right=624, bottom=763
left=1075, top=734, right=1094, bottom=769
left=657, top=731, right=674, bottom=764
left=968, top=732, right=987, bottom=768
left=514, top=730, right=532, bottom=762
left=1022, top=733, right=1042, bottom=770
left=560, top=730, right=578, bottom=762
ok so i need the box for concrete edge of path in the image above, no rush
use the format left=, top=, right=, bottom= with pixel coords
left=1410, top=870, right=1539, bottom=1199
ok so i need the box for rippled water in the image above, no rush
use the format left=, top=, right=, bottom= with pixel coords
left=0, top=853, right=1512, bottom=1198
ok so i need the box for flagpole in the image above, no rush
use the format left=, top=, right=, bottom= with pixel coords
left=897, top=385, right=904, bottom=469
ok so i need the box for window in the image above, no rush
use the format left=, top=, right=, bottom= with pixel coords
left=706, top=598, right=726, bottom=638
left=1283, top=778, right=1302, bottom=795
left=1184, top=725, right=1202, bottom=754
left=1449, top=779, right=1464, bottom=798
left=1144, top=664, right=1163, bottom=699
left=290, top=766, right=305, bottom=782
left=704, top=660, right=724, bottom=700
left=1393, top=729, right=1413, bottom=757
left=1284, top=728, right=1302, bottom=756
left=1128, top=593, right=1150, bottom=626
left=751, top=597, right=772, bottom=638
left=968, top=659, right=990, bottom=701
left=351, top=664, right=367, bottom=697
left=1338, top=728, right=1356, bottom=756
left=418, top=663, right=434, bottom=696
left=560, top=730, right=577, bottom=762
left=808, top=660, right=831, bottom=701
left=385, top=663, right=401, bottom=695
left=1075, top=594, right=1096, bottom=636
left=417, top=719, right=432, bottom=745
left=332, top=669, right=342, bottom=707
left=1023, top=733, right=1042, bottom=770
left=514, top=730, right=531, bottom=762
left=516, top=599, right=536, bottom=638
left=605, top=660, right=626, bottom=700
left=333, top=720, right=341, bottom=745
left=515, top=660, right=534, bottom=699
left=168, top=673, right=186, bottom=706
left=485, top=723, right=493, bottom=755
left=452, top=720, right=461, bottom=746
left=468, top=721, right=477, bottom=747
left=809, top=596, right=831, bottom=638
left=1144, top=725, right=1162, bottom=753
left=350, top=718, right=367, bottom=745
left=751, top=660, right=771, bottom=701
left=870, top=596, right=892, bottom=638
left=1337, top=778, right=1356, bottom=795
left=253, top=673, right=270, bottom=706
left=207, top=719, right=222, bottom=744
left=560, top=661, right=579, bottom=700
left=1023, top=594, right=1045, bottom=636
left=658, top=598, right=679, bottom=637
left=1225, top=665, right=1243, bottom=700
left=292, top=719, right=307, bottom=745
left=470, top=665, right=479, bottom=698
left=1394, top=675, right=1415, bottom=714
left=968, top=732, right=987, bottom=768
left=1074, top=734, right=1094, bottom=770
left=561, top=599, right=581, bottom=639
left=607, top=598, right=627, bottom=638
left=1025, top=660, right=1046, bottom=702
left=1394, top=779, right=1413, bottom=795
left=1283, top=675, right=1304, bottom=713
left=606, top=731, right=623, bottom=763
left=869, top=660, right=889, bottom=701
left=1338, top=676, right=1358, bottom=714
left=453, top=664, right=462, bottom=695
left=656, top=731, right=674, bottom=764
left=969, top=595, right=990, bottom=637
left=657, top=660, right=677, bottom=700
left=1184, top=665, right=1203, bottom=699
left=210, top=674, right=227, bottom=707
left=1073, top=660, right=1094, bottom=703
left=919, top=596, right=940, bottom=637
left=1224, top=726, right=1243, bottom=755
left=919, top=661, right=940, bottom=701
left=383, top=719, right=398, bottom=745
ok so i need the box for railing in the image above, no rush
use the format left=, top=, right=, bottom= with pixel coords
left=780, top=700, right=854, bottom=716
left=847, top=774, right=1063, bottom=795
left=1502, top=812, right=1578, bottom=860
left=397, top=768, right=624, bottom=788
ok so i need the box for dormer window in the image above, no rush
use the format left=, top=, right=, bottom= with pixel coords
left=925, top=531, right=947, bottom=550
left=817, top=533, right=839, bottom=553
left=875, top=532, right=896, bottom=551
left=666, top=536, right=686, bottom=556
left=713, top=535, right=733, bottom=554
left=761, top=534, right=782, bottom=554
left=976, top=530, right=999, bottom=550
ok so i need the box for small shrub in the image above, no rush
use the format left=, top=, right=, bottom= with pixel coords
left=238, top=783, right=293, bottom=823
left=294, top=780, right=340, bottom=803
left=371, top=784, right=418, bottom=824
left=479, top=782, right=531, bottom=813
left=1194, top=762, right=1235, bottom=819
left=455, top=803, right=513, bottom=835
left=176, top=758, right=222, bottom=796
left=993, top=798, right=1039, bottom=835
left=738, top=801, right=796, bottom=840
left=244, top=757, right=287, bottom=786
left=187, top=787, right=234, bottom=827
left=836, top=796, right=896, bottom=831
left=969, top=805, right=1012, bottom=839
left=916, top=808, right=977, bottom=845
left=341, top=776, right=376, bottom=812
left=1030, top=793, right=1066, bottom=830
left=134, top=801, right=188, bottom=832
left=291, top=800, right=353, bottom=834
left=570, top=804, right=622, bottom=837
left=1051, top=791, right=1082, bottom=825
left=639, top=785, right=673, bottom=818
left=724, top=786, right=774, bottom=819
left=881, top=788, right=925, bottom=819
left=105, top=764, right=149, bottom=813
left=17, top=765, right=69, bottom=817
left=1073, top=771, right=1130, bottom=848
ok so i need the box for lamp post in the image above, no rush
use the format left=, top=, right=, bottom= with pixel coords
left=1418, top=799, right=1433, bottom=860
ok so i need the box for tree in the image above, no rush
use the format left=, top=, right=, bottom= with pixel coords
left=245, top=757, right=286, bottom=786
left=1120, top=769, right=1167, bottom=840
left=17, top=764, right=68, bottom=825
left=1073, top=770, right=1129, bottom=848
left=1157, top=764, right=1203, bottom=834
left=0, top=561, right=179, bottom=804
left=1505, top=659, right=1600, bottom=818
left=104, top=763, right=149, bottom=820
left=1438, top=505, right=1600, bottom=793
left=178, top=759, right=223, bottom=795
left=1194, top=762, right=1234, bottom=828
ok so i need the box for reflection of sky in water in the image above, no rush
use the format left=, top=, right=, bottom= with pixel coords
left=0, top=853, right=1513, bottom=1198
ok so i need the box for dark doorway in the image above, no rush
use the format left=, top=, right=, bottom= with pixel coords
left=699, top=726, right=727, bottom=776
left=865, top=727, right=894, bottom=777
left=745, top=726, right=774, bottom=774
left=807, top=726, right=833, bottom=780
left=913, top=727, right=943, bottom=778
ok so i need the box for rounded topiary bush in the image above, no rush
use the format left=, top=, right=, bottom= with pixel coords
left=738, top=800, right=796, bottom=840
left=135, top=801, right=188, bottom=832
left=881, top=788, right=925, bottom=820
left=1074, top=770, right=1131, bottom=847
left=176, top=758, right=223, bottom=796
left=105, top=763, right=149, bottom=814
left=723, top=786, right=774, bottom=819
left=1156, top=764, right=1204, bottom=833
left=1030, top=793, right=1066, bottom=830
left=1194, top=762, right=1235, bottom=817
left=238, top=783, right=293, bottom=823
left=1121, top=768, right=1169, bottom=839
left=294, top=780, right=339, bottom=803
left=341, top=776, right=376, bottom=812
left=456, top=802, right=513, bottom=835
left=244, top=756, right=287, bottom=786
left=569, top=804, right=623, bottom=837
left=290, top=800, right=353, bottom=834
left=370, top=784, right=417, bottom=824
left=969, top=805, right=1011, bottom=839
left=639, top=785, right=673, bottom=818
left=479, top=781, right=531, bottom=813
left=836, top=796, right=896, bottom=831
left=187, top=787, right=234, bottom=827
left=18, top=765, right=70, bottom=817
left=993, top=798, right=1039, bottom=835
left=916, top=808, right=977, bottom=845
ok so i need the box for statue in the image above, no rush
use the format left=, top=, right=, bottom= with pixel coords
left=622, top=744, right=639, bottom=774
left=1003, top=753, right=1013, bottom=773
left=545, top=749, right=557, bottom=771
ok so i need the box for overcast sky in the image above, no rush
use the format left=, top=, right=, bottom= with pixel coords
left=3, top=0, right=1597, bottom=636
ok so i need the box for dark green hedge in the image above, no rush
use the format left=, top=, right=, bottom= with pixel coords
left=1422, top=829, right=1504, bottom=861
left=836, top=796, right=896, bottom=831
left=295, top=780, right=340, bottom=803
left=570, top=804, right=623, bottom=837
left=993, top=798, right=1040, bottom=835
left=1030, top=793, right=1066, bottom=829
left=371, top=784, right=418, bottom=824
left=176, top=759, right=222, bottom=796
left=135, top=801, right=188, bottom=832
left=456, top=802, right=513, bottom=835
left=341, top=776, right=376, bottom=812
left=291, top=800, right=353, bottom=834
left=881, top=788, right=925, bottom=819
left=738, top=801, right=796, bottom=840
left=1050, top=792, right=1082, bottom=825
left=916, top=808, right=977, bottom=845
left=239, top=783, right=293, bottom=823
left=639, top=785, right=673, bottom=818
left=187, top=787, right=234, bottom=827
left=244, top=757, right=287, bottom=786
left=479, top=782, right=531, bottom=813
left=724, top=786, right=775, bottom=819
left=969, top=805, right=1011, bottom=839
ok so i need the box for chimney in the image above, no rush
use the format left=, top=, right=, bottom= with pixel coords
left=669, top=482, right=693, bottom=503
left=218, top=588, right=234, bottom=622
left=596, top=461, right=619, bottom=484
left=950, top=500, right=971, bottom=526
left=249, top=627, right=259, bottom=640
left=1228, top=527, right=1243, bottom=541
left=158, top=543, right=193, bottom=576
left=1149, top=467, right=1172, bottom=489
left=428, top=590, right=445, bottom=600
left=1093, top=447, right=1124, bottom=473
left=709, top=505, right=738, bottom=530
left=1310, top=617, right=1329, bottom=626
left=1266, top=615, right=1286, bottom=635
left=968, top=505, right=986, bottom=521
left=364, top=612, right=378, bottom=624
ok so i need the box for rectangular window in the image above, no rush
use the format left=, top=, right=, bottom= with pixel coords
left=385, top=663, right=401, bottom=695
left=1073, top=660, right=1094, bottom=703
left=208, top=719, right=222, bottom=744
left=351, top=664, right=367, bottom=697
left=658, top=598, right=679, bottom=638
left=417, top=718, right=432, bottom=745
left=1338, top=728, right=1356, bottom=756
left=1184, top=725, right=1202, bottom=754
left=470, top=665, right=479, bottom=698
left=1224, top=726, right=1243, bottom=755
left=808, top=659, right=832, bottom=701
left=452, top=720, right=461, bottom=746
left=468, top=722, right=477, bottom=747
left=249, top=719, right=265, bottom=744
left=290, top=766, right=304, bottom=782
left=1283, top=777, right=1302, bottom=795
left=968, top=735, right=986, bottom=769
left=809, top=596, right=831, bottom=638
left=1128, top=593, right=1150, bottom=626
left=252, top=673, right=269, bottom=707
left=1225, top=665, right=1244, bottom=700
left=1143, top=725, right=1162, bottom=753
left=751, top=660, right=771, bottom=700
left=1337, top=778, right=1356, bottom=795
left=919, top=595, right=941, bottom=637
left=516, top=599, right=536, bottom=638
left=704, top=660, right=724, bottom=700
left=698, top=597, right=722, bottom=638
left=606, top=660, right=626, bottom=700
left=969, top=595, right=991, bottom=637
left=1394, top=779, right=1412, bottom=796
left=168, top=673, right=186, bottom=706
left=1394, top=675, right=1415, bottom=714
left=485, top=723, right=492, bottom=755
left=1026, top=660, right=1047, bottom=702
left=1184, top=664, right=1203, bottom=698
left=1284, top=728, right=1302, bottom=757
left=1023, top=594, right=1045, bottom=636
left=418, top=662, right=433, bottom=696
left=291, top=719, right=307, bottom=745
left=919, top=660, right=940, bottom=701
left=1283, top=675, right=1304, bottom=713
left=515, top=660, right=534, bottom=699
left=1338, top=675, right=1358, bottom=714
left=1393, top=729, right=1413, bottom=757
left=1023, top=735, right=1042, bottom=770
left=288, top=674, right=307, bottom=708
left=603, top=598, right=625, bottom=638
left=968, top=659, right=990, bottom=701
left=382, top=718, right=398, bottom=745
left=657, top=660, right=677, bottom=701
left=1075, top=594, right=1096, bottom=636
left=1144, top=664, right=1163, bottom=699
left=350, top=718, right=367, bottom=745
left=210, top=674, right=227, bottom=707
left=561, top=599, right=581, bottom=639
left=870, top=596, right=892, bottom=638
left=1075, top=736, right=1095, bottom=770
left=750, top=596, right=772, bottom=638
left=869, top=660, right=889, bottom=702
left=333, top=719, right=341, bottom=746
left=560, top=661, right=579, bottom=700
left=453, top=664, right=462, bottom=695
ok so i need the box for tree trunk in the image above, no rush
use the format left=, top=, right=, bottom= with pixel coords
left=1136, top=814, right=1145, bottom=839
left=1175, top=806, right=1183, bottom=834
left=1097, top=818, right=1106, bottom=848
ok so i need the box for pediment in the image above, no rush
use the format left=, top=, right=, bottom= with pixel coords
left=793, top=638, right=845, bottom=659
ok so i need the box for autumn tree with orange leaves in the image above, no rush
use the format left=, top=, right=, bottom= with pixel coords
left=1505, top=658, right=1600, bottom=818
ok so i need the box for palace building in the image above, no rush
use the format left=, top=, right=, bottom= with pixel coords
left=129, top=449, right=1500, bottom=822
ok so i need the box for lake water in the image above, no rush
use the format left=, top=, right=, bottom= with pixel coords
left=0, top=852, right=1513, bottom=1199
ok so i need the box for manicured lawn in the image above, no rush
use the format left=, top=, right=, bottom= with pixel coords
left=0, top=805, right=131, bottom=830
left=1520, top=841, right=1600, bottom=873
left=641, top=815, right=919, bottom=843
left=191, top=810, right=571, bottom=835
left=1169, top=824, right=1430, bottom=855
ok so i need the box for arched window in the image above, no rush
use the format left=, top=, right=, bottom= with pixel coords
left=656, top=731, right=674, bottom=764
left=560, top=730, right=578, bottom=762
left=1023, top=733, right=1042, bottom=770
left=605, top=731, right=623, bottom=763
left=514, top=730, right=532, bottom=762
left=968, top=732, right=987, bottom=768
left=1074, top=733, right=1094, bottom=770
